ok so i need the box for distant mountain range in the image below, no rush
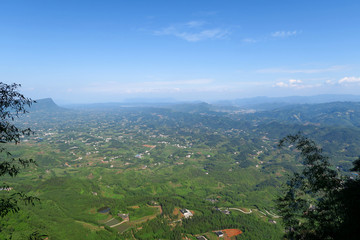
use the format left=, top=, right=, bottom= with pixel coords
left=251, top=101, right=360, bottom=128
left=213, top=94, right=360, bottom=110
left=54, top=94, right=360, bottom=111
left=26, top=96, right=360, bottom=158
left=34, top=94, right=360, bottom=114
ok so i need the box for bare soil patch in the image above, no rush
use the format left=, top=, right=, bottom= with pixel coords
left=222, top=229, right=242, bottom=239
left=143, top=144, right=156, bottom=148
left=173, top=207, right=180, bottom=216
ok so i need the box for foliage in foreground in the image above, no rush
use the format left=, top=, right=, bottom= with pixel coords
left=0, top=82, right=44, bottom=239
left=278, top=134, right=360, bottom=240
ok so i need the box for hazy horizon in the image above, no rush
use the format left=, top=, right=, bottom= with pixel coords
left=31, top=93, right=360, bottom=106
left=1, top=1, right=359, bottom=103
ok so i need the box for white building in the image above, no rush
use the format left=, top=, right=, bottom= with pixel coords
left=180, top=209, right=193, bottom=218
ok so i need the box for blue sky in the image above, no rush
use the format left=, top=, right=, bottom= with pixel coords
left=1, top=0, right=359, bottom=103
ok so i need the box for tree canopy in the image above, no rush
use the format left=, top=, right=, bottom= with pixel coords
left=278, top=134, right=360, bottom=240
left=0, top=82, right=39, bottom=220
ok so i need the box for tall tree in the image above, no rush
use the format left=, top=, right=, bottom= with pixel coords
left=335, top=157, right=360, bottom=239
left=0, top=82, right=38, bottom=217
left=278, top=134, right=360, bottom=240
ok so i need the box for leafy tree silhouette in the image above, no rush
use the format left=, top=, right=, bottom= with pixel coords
left=0, top=82, right=46, bottom=239
left=278, top=134, right=360, bottom=240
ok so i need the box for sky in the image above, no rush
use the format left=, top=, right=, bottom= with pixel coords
left=1, top=0, right=360, bottom=104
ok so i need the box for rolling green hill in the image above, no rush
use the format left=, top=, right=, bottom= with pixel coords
left=2, top=99, right=360, bottom=239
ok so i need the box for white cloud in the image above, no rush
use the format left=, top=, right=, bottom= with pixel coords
left=274, top=79, right=320, bottom=89
left=325, top=80, right=336, bottom=85
left=242, top=38, right=258, bottom=43
left=258, top=65, right=345, bottom=74
left=271, top=30, right=298, bottom=37
left=154, top=21, right=229, bottom=42
left=185, top=21, right=205, bottom=28
left=241, top=30, right=299, bottom=44
left=289, top=79, right=302, bottom=84
left=339, top=76, right=360, bottom=84
left=274, top=82, right=289, bottom=88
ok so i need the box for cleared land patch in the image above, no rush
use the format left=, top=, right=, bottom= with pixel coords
left=222, top=228, right=243, bottom=238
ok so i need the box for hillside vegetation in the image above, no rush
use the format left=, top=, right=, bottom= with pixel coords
left=2, top=99, right=360, bottom=239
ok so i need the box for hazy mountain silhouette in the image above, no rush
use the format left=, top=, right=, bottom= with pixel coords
left=29, top=98, right=68, bottom=113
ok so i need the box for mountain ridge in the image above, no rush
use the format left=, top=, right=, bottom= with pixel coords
left=29, top=98, right=68, bottom=112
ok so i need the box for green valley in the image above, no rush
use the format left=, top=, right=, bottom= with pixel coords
left=1, top=99, right=359, bottom=239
